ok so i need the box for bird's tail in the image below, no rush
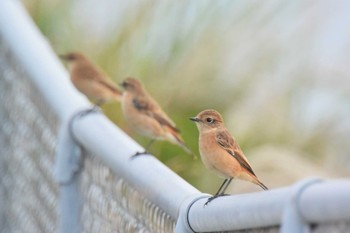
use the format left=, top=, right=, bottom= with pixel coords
left=169, top=130, right=197, bottom=159
left=99, top=80, right=123, bottom=102
left=178, top=140, right=197, bottom=160
left=254, top=179, right=268, bottom=190
left=113, top=92, right=122, bottom=102
left=110, top=87, right=122, bottom=102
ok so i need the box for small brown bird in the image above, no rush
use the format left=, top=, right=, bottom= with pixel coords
left=60, top=52, right=122, bottom=107
left=120, top=77, right=194, bottom=157
left=190, top=109, right=268, bottom=205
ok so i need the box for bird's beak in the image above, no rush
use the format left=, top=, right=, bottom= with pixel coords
left=190, top=117, right=200, bottom=122
left=119, top=82, right=125, bottom=88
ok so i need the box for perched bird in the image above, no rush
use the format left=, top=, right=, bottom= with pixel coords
left=190, top=109, right=268, bottom=205
left=120, top=77, right=194, bottom=157
left=60, top=52, right=122, bottom=107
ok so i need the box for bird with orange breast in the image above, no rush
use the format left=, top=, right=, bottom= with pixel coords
left=190, top=109, right=268, bottom=205
left=120, top=77, right=194, bottom=158
left=60, top=52, right=122, bottom=108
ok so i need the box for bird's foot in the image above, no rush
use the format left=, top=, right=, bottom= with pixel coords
left=78, top=106, right=101, bottom=117
left=204, top=194, right=229, bottom=207
left=130, top=150, right=151, bottom=159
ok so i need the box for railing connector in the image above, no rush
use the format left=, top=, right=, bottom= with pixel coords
left=281, top=177, right=324, bottom=233
left=176, top=193, right=211, bottom=233
left=54, top=108, right=100, bottom=233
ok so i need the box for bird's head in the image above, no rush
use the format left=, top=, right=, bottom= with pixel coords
left=59, top=52, right=86, bottom=63
left=190, top=109, right=224, bottom=131
left=119, top=77, right=143, bottom=93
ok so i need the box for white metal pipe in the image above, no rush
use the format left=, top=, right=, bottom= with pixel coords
left=299, top=180, right=350, bottom=223
left=55, top=119, right=83, bottom=233
left=187, top=187, right=288, bottom=232
left=185, top=180, right=350, bottom=232
left=0, top=0, right=90, bottom=123
left=280, top=178, right=323, bottom=233
left=176, top=194, right=211, bottom=233
left=1, top=1, right=350, bottom=233
left=0, top=2, right=89, bottom=233
left=0, top=0, right=201, bottom=223
left=71, top=112, right=200, bottom=219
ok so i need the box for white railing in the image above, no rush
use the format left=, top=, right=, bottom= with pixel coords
left=0, top=1, right=349, bottom=232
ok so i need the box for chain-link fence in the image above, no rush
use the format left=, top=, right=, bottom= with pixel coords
left=0, top=37, right=175, bottom=233
left=0, top=41, right=59, bottom=233
left=1, top=1, right=350, bottom=233
left=79, top=154, right=175, bottom=232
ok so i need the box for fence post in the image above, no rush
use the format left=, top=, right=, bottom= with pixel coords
left=55, top=113, right=86, bottom=233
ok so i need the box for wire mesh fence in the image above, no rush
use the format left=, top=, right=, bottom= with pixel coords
left=0, top=39, right=58, bottom=233
left=79, top=153, right=175, bottom=232
left=1, top=1, right=350, bottom=232
left=0, top=37, right=175, bottom=233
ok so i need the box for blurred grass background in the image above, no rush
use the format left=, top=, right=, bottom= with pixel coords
left=22, top=0, right=350, bottom=194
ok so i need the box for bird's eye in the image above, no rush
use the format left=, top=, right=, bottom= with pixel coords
left=206, top=117, right=214, bottom=123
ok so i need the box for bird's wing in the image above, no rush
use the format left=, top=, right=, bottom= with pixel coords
left=79, top=64, right=120, bottom=94
left=75, top=62, right=100, bottom=80
left=97, top=79, right=121, bottom=94
left=132, top=97, right=180, bottom=133
left=216, top=129, right=256, bottom=176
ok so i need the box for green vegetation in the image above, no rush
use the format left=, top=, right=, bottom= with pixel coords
left=23, top=0, right=350, bottom=194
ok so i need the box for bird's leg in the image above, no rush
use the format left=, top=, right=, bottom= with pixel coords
left=219, top=178, right=233, bottom=196
left=204, top=179, right=228, bottom=206
left=215, top=179, right=229, bottom=196
left=80, top=107, right=99, bottom=116
left=89, top=99, right=105, bottom=112
left=204, top=178, right=233, bottom=206
left=144, top=139, right=156, bottom=152
left=78, top=100, right=104, bottom=117
left=74, top=106, right=101, bottom=118
left=130, top=139, right=155, bottom=158
left=95, top=99, right=105, bottom=107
